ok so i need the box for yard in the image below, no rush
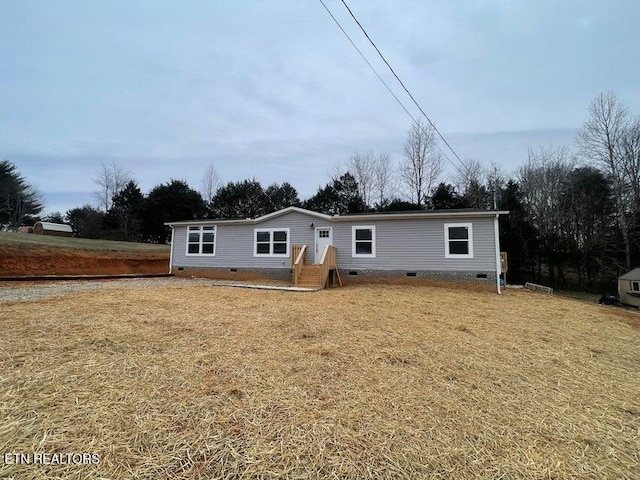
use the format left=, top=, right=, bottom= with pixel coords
left=1, top=280, right=639, bottom=479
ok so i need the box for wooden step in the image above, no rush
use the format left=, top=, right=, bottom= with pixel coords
left=298, top=275, right=321, bottom=283
left=301, top=265, right=320, bottom=272
left=297, top=274, right=322, bottom=287
left=295, top=264, right=324, bottom=288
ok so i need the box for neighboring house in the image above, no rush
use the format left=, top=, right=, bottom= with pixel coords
left=33, top=221, right=73, bottom=237
left=618, top=268, right=640, bottom=307
left=165, top=206, right=508, bottom=292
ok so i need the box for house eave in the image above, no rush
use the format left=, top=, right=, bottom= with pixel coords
left=333, top=210, right=510, bottom=221
left=619, top=268, right=640, bottom=281
left=165, top=219, right=252, bottom=227
left=165, top=207, right=510, bottom=227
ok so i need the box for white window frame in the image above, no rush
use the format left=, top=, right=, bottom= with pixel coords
left=186, top=225, right=216, bottom=256
left=631, top=281, right=640, bottom=292
left=352, top=225, right=376, bottom=258
left=444, top=222, right=474, bottom=259
left=253, top=228, right=290, bottom=257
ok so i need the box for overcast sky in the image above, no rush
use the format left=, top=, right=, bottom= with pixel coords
left=1, top=0, right=639, bottom=214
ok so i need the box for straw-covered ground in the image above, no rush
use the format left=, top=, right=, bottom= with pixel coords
left=1, top=281, right=639, bottom=479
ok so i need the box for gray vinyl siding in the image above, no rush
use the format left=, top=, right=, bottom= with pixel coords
left=171, top=212, right=498, bottom=272
left=172, top=211, right=330, bottom=269
left=336, top=217, right=496, bottom=271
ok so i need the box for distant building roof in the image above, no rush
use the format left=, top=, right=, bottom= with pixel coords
left=619, top=268, right=640, bottom=281
left=34, top=221, right=73, bottom=233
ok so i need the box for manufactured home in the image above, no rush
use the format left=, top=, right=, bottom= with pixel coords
left=166, top=207, right=508, bottom=292
left=618, top=268, right=640, bottom=307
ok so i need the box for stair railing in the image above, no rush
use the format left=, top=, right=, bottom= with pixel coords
left=318, top=245, right=341, bottom=288
left=291, top=244, right=307, bottom=286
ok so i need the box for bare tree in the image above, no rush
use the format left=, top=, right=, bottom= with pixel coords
left=94, top=161, right=132, bottom=212
left=454, top=158, right=488, bottom=208
left=346, top=151, right=376, bottom=208
left=519, top=146, right=573, bottom=283
left=485, top=162, right=506, bottom=209
left=400, top=120, right=443, bottom=206
left=577, top=92, right=634, bottom=269
left=200, top=162, right=222, bottom=203
left=373, top=153, right=395, bottom=207
left=620, top=117, right=640, bottom=218
left=454, top=158, right=484, bottom=192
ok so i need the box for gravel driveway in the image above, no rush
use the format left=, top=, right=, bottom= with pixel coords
left=0, top=277, right=220, bottom=303
left=0, top=277, right=310, bottom=303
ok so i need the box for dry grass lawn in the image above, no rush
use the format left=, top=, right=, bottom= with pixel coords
left=1, top=283, right=639, bottom=479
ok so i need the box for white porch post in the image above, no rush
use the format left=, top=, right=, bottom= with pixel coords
left=494, top=214, right=502, bottom=295
left=168, top=226, right=175, bottom=274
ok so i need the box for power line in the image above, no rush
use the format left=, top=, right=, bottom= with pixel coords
left=338, top=0, right=471, bottom=177
left=317, top=0, right=468, bottom=180
left=316, top=1, right=421, bottom=129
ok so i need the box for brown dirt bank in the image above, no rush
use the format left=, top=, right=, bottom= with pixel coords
left=0, top=244, right=169, bottom=276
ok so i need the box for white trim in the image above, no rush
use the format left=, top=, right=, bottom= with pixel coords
left=165, top=207, right=510, bottom=226
left=352, top=225, right=376, bottom=258
left=314, top=226, right=333, bottom=263
left=631, top=281, right=640, bottom=292
left=253, top=228, right=290, bottom=257
left=494, top=214, right=502, bottom=294
left=444, top=222, right=474, bottom=259
left=185, top=225, right=216, bottom=256
left=253, top=206, right=332, bottom=223
left=335, top=210, right=510, bottom=222
left=168, top=227, right=175, bottom=274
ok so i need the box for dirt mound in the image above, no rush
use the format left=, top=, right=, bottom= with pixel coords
left=0, top=244, right=169, bottom=276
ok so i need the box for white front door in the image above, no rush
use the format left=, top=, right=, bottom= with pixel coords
left=315, top=227, right=333, bottom=263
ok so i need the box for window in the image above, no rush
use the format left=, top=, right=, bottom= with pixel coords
left=254, top=228, right=289, bottom=257
left=444, top=223, right=473, bottom=258
left=186, top=226, right=216, bottom=255
left=352, top=226, right=376, bottom=257
left=631, top=281, right=640, bottom=292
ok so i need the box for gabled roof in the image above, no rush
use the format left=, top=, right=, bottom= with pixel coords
left=253, top=206, right=332, bottom=223
left=165, top=207, right=331, bottom=227
left=35, top=221, right=73, bottom=233
left=619, top=268, right=640, bottom=281
left=165, top=206, right=508, bottom=227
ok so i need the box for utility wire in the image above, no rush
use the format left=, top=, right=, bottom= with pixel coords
left=338, top=0, right=471, bottom=177
left=317, top=0, right=467, bottom=179
left=317, top=0, right=422, bottom=131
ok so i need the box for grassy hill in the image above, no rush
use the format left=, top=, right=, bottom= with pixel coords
left=0, top=232, right=169, bottom=253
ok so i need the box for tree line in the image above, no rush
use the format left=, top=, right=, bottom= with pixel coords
left=1, top=92, right=638, bottom=291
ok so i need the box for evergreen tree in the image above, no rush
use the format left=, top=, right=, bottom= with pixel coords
left=208, top=179, right=267, bottom=219
left=143, top=180, right=205, bottom=243
left=264, top=182, right=301, bottom=212
left=430, top=183, right=468, bottom=209
left=65, top=205, right=105, bottom=239
left=0, top=160, right=44, bottom=227
left=303, top=172, right=366, bottom=215
left=107, top=180, right=145, bottom=241
left=498, top=181, right=538, bottom=284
